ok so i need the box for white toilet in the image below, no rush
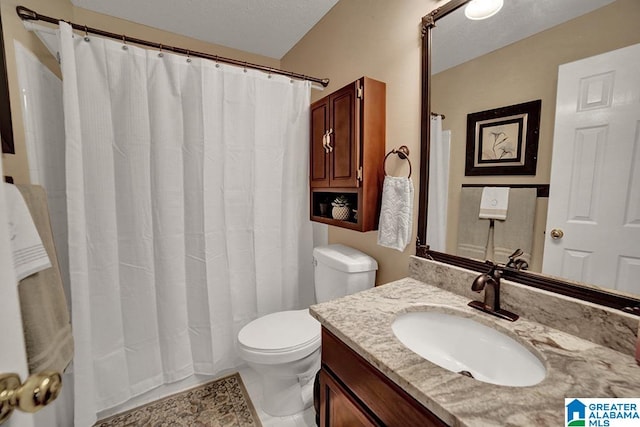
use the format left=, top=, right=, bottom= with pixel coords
left=237, top=244, right=378, bottom=416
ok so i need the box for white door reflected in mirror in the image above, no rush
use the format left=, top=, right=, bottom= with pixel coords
left=543, top=43, right=640, bottom=295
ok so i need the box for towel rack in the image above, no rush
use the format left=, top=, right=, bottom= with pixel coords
left=383, top=145, right=412, bottom=178
left=461, top=183, right=550, bottom=198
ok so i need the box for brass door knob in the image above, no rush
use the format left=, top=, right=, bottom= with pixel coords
left=0, top=374, right=20, bottom=424
left=550, top=228, right=564, bottom=240
left=0, top=372, right=62, bottom=425
left=19, top=372, right=62, bottom=413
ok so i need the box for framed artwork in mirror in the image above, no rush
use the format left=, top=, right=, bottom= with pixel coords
left=0, top=16, right=14, bottom=154
left=465, top=99, right=541, bottom=176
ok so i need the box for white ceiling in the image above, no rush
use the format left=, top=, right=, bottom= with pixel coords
left=70, top=0, right=339, bottom=59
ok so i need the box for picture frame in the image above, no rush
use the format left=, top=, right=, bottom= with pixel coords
left=465, top=99, right=541, bottom=176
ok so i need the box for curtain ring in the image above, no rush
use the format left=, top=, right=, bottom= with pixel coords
left=121, top=34, right=128, bottom=51
left=214, top=55, right=220, bottom=68
left=186, top=50, right=191, bottom=63
left=83, top=25, right=90, bottom=42
left=243, top=61, right=248, bottom=73
left=158, top=44, right=164, bottom=58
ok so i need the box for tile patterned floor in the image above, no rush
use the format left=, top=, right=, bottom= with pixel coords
left=97, top=366, right=316, bottom=427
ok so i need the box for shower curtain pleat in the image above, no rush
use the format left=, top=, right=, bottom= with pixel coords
left=58, top=22, right=312, bottom=426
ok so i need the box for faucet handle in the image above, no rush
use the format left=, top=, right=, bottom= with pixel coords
left=505, top=249, right=525, bottom=269
left=508, top=248, right=523, bottom=259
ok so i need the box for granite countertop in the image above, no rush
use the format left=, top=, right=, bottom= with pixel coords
left=309, top=277, right=640, bottom=426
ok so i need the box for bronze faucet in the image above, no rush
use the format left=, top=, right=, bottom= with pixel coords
left=468, top=260, right=519, bottom=322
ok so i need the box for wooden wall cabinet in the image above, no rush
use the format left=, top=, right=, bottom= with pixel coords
left=310, top=77, right=385, bottom=232
left=318, top=328, right=448, bottom=427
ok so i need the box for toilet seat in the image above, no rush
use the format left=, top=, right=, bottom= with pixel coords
left=238, top=309, right=321, bottom=364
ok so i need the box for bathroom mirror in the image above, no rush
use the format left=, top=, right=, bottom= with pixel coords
left=417, top=0, right=640, bottom=314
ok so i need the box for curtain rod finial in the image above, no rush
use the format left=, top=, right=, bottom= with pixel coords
left=17, top=5, right=38, bottom=20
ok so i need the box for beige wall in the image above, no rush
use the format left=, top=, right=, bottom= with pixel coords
left=282, top=0, right=441, bottom=285
left=432, top=0, right=640, bottom=272
left=283, top=0, right=640, bottom=283
left=1, top=0, right=280, bottom=184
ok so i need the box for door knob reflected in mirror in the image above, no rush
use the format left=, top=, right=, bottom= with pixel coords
left=550, top=228, right=564, bottom=240
left=0, top=371, right=62, bottom=425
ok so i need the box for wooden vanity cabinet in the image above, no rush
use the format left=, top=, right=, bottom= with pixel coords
left=319, top=370, right=380, bottom=427
left=310, top=77, right=385, bottom=232
left=318, top=328, right=448, bottom=427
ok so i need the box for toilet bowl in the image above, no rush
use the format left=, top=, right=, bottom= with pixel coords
left=236, top=244, right=377, bottom=416
left=238, top=309, right=320, bottom=416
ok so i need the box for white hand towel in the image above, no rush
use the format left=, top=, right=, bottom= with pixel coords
left=4, top=183, right=51, bottom=280
left=377, top=176, right=414, bottom=251
left=479, top=187, right=510, bottom=220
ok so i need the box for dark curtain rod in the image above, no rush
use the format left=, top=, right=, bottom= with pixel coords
left=16, top=5, right=330, bottom=88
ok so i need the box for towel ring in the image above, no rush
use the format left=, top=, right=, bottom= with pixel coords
left=383, top=145, right=412, bottom=178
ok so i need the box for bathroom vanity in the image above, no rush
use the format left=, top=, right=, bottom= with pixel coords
left=310, top=257, right=640, bottom=426
left=318, top=327, right=446, bottom=426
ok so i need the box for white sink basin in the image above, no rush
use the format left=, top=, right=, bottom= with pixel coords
left=392, top=310, right=546, bottom=387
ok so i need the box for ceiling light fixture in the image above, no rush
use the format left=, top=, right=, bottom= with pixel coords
left=464, top=0, right=504, bottom=20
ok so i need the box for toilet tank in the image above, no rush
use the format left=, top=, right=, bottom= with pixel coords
left=313, top=244, right=378, bottom=303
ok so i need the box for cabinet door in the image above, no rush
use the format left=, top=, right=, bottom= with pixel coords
left=329, top=82, right=359, bottom=188
left=322, top=328, right=448, bottom=427
left=319, top=370, right=380, bottom=427
left=310, top=97, right=330, bottom=188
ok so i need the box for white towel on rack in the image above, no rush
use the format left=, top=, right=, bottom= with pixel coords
left=479, top=187, right=510, bottom=220
left=377, top=176, right=414, bottom=251
left=4, top=183, right=51, bottom=281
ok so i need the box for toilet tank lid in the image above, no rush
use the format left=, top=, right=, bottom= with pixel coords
left=313, top=244, right=378, bottom=273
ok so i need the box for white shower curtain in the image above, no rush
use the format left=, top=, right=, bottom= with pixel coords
left=426, top=116, right=450, bottom=252
left=58, top=22, right=313, bottom=426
